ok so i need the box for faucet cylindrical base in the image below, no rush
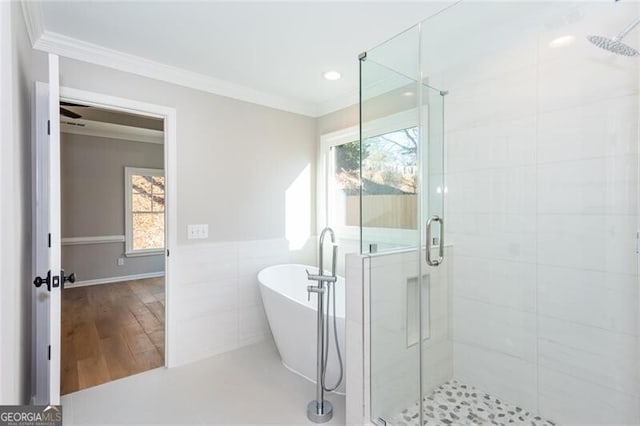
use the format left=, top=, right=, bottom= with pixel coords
left=307, top=400, right=333, bottom=423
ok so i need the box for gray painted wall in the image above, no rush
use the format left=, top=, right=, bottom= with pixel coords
left=61, top=133, right=165, bottom=282
left=317, top=103, right=358, bottom=136
left=38, top=58, right=318, bottom=247
left=316, top=85, right=416, bottom=137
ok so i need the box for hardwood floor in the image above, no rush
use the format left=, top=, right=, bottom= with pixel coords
left=61, top=277, right=165, bottom=394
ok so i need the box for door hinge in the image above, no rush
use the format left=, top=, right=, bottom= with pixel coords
left=47, top=345, right=51, bottom=360
left=48, top=233, right=51, bottom=248
left=47, top=120, right=50, bottom=135
left=166, top=249, right=170, bottom=257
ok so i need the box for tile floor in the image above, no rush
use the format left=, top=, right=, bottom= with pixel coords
left=389, top=380, right=555, bottom=426
left=61, top=339, right=345, bottom=425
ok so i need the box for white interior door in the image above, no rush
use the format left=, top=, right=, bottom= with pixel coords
left=32, top=53, right=61, bottom=405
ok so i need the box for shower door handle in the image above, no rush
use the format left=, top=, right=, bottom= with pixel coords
left=426, top=215, right=444, bottom=266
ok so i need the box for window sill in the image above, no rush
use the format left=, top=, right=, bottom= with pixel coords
left=125, top=249, right=165, bottom=258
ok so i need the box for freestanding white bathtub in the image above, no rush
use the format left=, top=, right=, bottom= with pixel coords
left=258, top=264, right=346, bottom=395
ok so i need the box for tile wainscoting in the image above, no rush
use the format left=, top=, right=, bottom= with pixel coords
left=167, top=237, right=315, bottom=367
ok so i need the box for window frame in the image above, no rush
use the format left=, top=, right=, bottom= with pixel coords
left=319, top=126, right=360, bottom=241
left=124, top=166, right=165, bottom=257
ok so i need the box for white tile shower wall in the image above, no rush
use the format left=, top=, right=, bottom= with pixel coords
left=452, top=297, right=537, bottom=363
left=169, top=237, right=314, bottom=367
left=536, top=95, right=639, bottom=164
left=537, top=265, right=637, bottom=336
left=444, top=2, right=640, bottom=423
left=538, top=316, right=639, bottom=396
left=453, top=256, right=536, bottom=313
left=334, top=237, right=361, bottom=276
left=453, top=342, right=538, bottom=411
left=538, top=367, right=640, bottom=425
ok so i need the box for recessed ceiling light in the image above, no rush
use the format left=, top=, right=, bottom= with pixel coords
left=549, top=35, right=576, bottom=48
left=402, top=91, right=415, bottom=97
left=323, top=71, right=341, bottom=81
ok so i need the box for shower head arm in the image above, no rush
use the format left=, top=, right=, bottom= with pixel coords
left=615, top=17, right=640, bottom=41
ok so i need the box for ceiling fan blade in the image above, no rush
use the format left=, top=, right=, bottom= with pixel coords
left=60, top=107, right=82, bottom=119
left=60, top=101, right=88, bottom=108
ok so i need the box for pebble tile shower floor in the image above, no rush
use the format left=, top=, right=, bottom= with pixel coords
left=389, top=380, right=555, bottom=426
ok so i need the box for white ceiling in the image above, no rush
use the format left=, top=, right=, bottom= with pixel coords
left=30, top=1, right=453, bottom=116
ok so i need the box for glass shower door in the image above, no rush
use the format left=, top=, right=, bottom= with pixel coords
left=419, top=83, right=450, bottom=414
left=361, top=23, right=448, bottom=425
left=361, top=26, right=422, bottom=426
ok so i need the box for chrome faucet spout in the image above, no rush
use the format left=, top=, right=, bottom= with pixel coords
left=318, top=227, right=336, bottom=278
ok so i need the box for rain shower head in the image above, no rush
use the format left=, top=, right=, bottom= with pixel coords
left=587, top=35, right=639, bottom=56
left=587, top=17, right=640, bottom=57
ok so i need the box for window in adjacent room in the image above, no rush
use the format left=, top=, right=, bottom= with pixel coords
left=125, top=167, right=165, bottom=256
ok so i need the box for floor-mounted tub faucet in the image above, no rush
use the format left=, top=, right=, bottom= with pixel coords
left=305, top=227, right=341, bottom=423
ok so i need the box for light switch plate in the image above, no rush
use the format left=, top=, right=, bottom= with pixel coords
left=187, top=224, right=209, bottom=239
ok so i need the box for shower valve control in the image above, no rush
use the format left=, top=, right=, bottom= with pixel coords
left=306, top=284, right=325, bottom=301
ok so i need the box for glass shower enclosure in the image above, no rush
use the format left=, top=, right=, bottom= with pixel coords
left=360, top=1, right=640, bottom=425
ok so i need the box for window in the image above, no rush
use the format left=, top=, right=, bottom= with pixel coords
left=361, top=126, right=418, bottom=230
left=326, top=127, right=418, bottom=231
left=319, top=110, right=421, bottom=251
left=125, top=167, right=165, bottom=256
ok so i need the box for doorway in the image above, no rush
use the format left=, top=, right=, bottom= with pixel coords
left=58, top=103, right=166, bottom=393
left=32, top=75, right=177, bottom=405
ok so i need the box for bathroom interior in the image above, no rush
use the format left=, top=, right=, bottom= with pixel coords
left=2, top=0, right=640, bottom=425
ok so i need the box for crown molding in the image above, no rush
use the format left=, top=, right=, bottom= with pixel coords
left=316, top=71, right=412, bottom=118
left=316, top=90, right=358, bottom=117
left=33, top=30, right=321, bottom=117
left=20, top=0, right=45, bottom=47
left=24, top=1, right=362, bottom=119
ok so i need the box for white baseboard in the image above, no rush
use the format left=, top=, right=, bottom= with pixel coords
left=66, top=271, right=165, bottom=288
